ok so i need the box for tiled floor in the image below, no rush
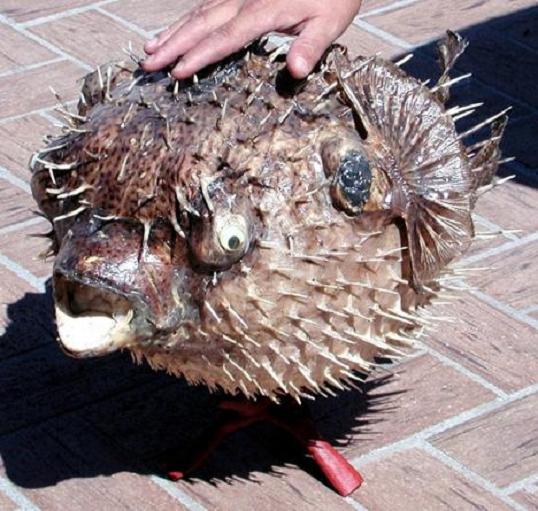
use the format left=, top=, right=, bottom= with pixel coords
left=0, top=1, right=537, bottom=510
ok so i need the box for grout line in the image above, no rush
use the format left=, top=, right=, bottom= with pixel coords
left=471, top=289, right=538, bottom=330
left=0, top=57, right=65, bottom=79
left=0, top=253, right=45, bottom=291
left=461, top=230, right=538, bottom=266
left=346, top=497, right=370, bottom=510
left=418, top=342, right=508, bottom=398
left=358, top=0, right=421, bottom=19
left=521, top=304, right=538, bottom=314
left=0, top=217, right=46, bottom=237
left=0, top=476, right=40, bottom=511
left=39, top=110, right=66, bottom=127
left=150, top=476, right=208, bottom=511
left=16, top=0, right=119, bottom=28
left=472, top=213, right=519, bottom=241
left=352, top=380, right=538, bottom=468
left=352, top=19, right=414, bottom=49
left=0, top=101, right=77, bottom=126
left=95, top=7, right=152, bottom=39
left=501, top=472, right=538, bottom=497
left=0, top=165, right=31, bottom=193
left=0, top=13, right=92, bottom=72
left=420, top=442, right=526, bottom=511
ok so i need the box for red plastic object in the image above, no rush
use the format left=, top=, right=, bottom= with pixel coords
left=163, top=398, right=364, bottom=496
left=307, top=439, right=363, bottom=496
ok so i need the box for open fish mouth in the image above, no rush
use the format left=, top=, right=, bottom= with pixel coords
left=54, top=275, right=135, bottom=357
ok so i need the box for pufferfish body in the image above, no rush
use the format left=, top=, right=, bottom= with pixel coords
left=31, top=32, right=507, bottom=402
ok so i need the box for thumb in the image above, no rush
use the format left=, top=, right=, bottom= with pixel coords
left=286, top=20, right=336, bottom=79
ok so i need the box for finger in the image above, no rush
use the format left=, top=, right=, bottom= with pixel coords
left=171, top=11, right=275, bottom=79
left=286, top=20, right=340, bottom=79
left=144, top=20, right=184, bottom=54
left=145, top=0, right=231, bottom=54
left=142, top=2, right=238, bottom=72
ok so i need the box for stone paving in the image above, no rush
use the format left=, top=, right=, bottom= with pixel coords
left=0, top=0, right=537, bottom=510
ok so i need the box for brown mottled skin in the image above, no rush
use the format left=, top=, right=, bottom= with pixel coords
left=31, top=34, right=506, bottom=402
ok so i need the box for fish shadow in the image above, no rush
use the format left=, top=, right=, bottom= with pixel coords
left=0, top=285, right=401, bottom=490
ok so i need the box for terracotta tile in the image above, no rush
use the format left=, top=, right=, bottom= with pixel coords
left=0, top=25, right=55, bottom=74
left=426, top=293, right=538, bottom=392
left=0, top=415, right=187, bottom=510
left=183, top=465, right=354, bottom=511
left=0, top=178, right=35, bottom=229
left=0, top=0, right=96, bottom=22
left=29, top=11, right=146, bottom=68
left=175, top=412, right=355, bottom=510
left=337, top=24, right=401, bottom=58
left=433, top=394, right=538, bottom=487
left=360, top=0, right=401, bottom=14
left=314, top=354, right=495, bottom=458
left=365, top=0, right=538, bottom=46
left=103, top=0, right=197, bottom=32
left=0, top=60, right=83, bottom=118
left=83, top=383, right=351, bottom=508
left=352, top=448, right=513, bottom=510
left=0, top=114, right=57, bottom=181
left=512, top=484, right=538, bottom=509
left=473, top=181, right=538, bottom=235
left=0, top=220, right=53, bottom=279
left=24, top=474, right=188, bottom=511
left=463, top=215, right=512, bottom=258
left=0, top=265, right=36, bottom=330
left=469, top=241, right=538, bottom=311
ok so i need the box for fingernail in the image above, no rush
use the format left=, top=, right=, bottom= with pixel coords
left=171, top=61, right=185, bottom=78
left=142, top=55, right=156, bottom=68
left=293, top=56, right=310, bottom=78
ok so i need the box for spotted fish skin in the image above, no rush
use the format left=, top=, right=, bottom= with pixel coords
left=31, top=33, right=507, bottom=401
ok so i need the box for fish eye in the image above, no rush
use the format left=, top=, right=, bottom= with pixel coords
left=331, top=150, right=372, bottom=215
left=218, top=218, right=248, bottom=253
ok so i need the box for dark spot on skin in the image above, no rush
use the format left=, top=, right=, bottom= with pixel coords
left=336, top=151, right=372, bottom=211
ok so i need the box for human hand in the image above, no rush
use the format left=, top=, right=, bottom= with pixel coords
left=142, top=0, right=363, bottom=80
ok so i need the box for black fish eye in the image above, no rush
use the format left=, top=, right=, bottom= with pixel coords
left=332, top=150, right=372, bottom=214
left=227, top=235, right=241, bottom=250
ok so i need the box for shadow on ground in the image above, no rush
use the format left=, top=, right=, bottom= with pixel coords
left=0, top=4, right=537, bottom=493
left=0, top=284, right=401, bottom=489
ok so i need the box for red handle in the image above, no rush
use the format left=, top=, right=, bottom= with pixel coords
left=307, top=439, right=364, bottom=497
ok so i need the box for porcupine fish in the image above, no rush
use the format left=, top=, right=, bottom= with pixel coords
left=31, top=32, right=508, bottom=404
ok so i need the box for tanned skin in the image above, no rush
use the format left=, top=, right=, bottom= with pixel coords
left=142, top=0, right=363, bottom=79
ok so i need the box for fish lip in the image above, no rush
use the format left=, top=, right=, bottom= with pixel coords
left=53, top=272, right=142, bottom=358
left=58, top=337, right=121, bottom=359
